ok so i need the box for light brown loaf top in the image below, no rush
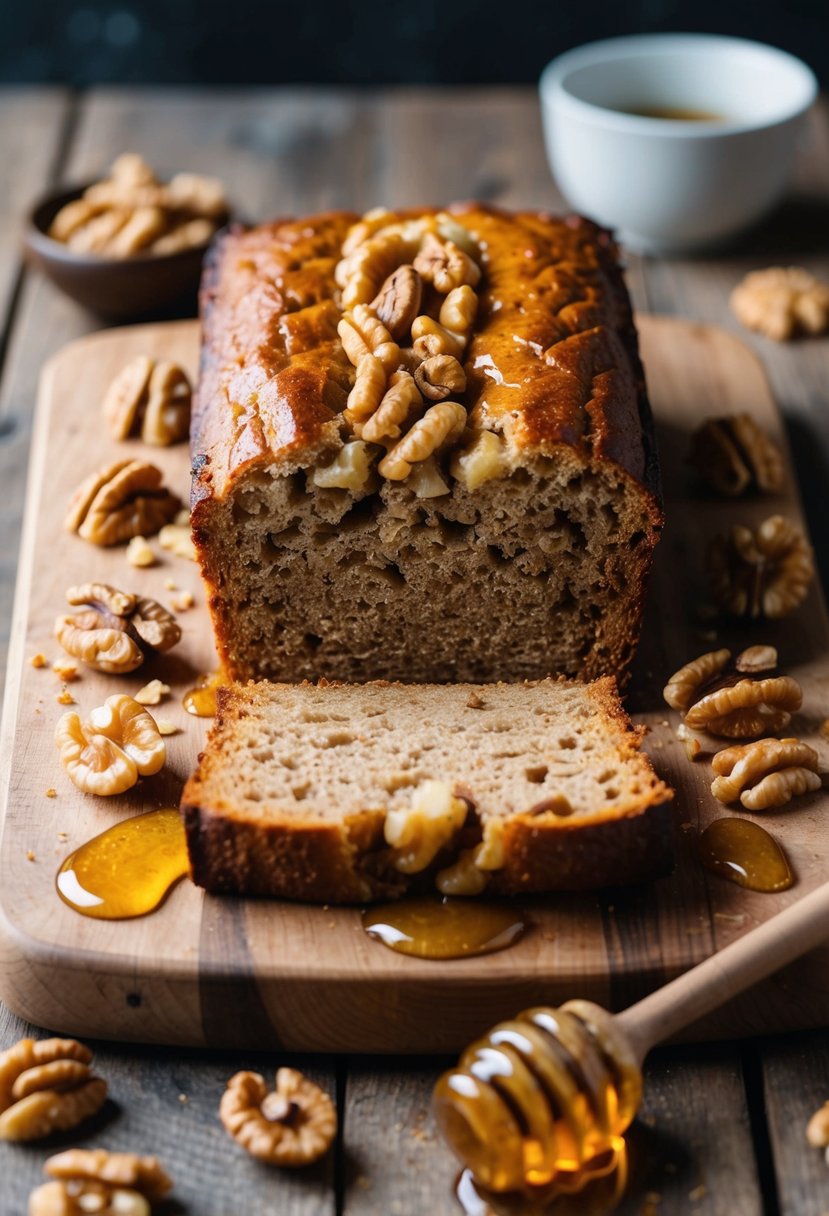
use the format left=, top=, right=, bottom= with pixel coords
left=181, top=677, right=674, bottom=903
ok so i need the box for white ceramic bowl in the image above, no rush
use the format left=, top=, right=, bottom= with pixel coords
left=539, top=34, right=817, bottom=254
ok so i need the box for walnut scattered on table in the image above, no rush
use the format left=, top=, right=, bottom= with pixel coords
left=55, top=582, right=180, bottom=674
left=710, top=736, right=821, bottom=809
left=690, top=413, right=785, bottom=497
left=104, top=355, right=191, bottom=446
left=56, top=693, right=166, bottom=796
left=707, top=514, right=814, bottom=620
left=64, top=459, right=181, bottom=547
left=663, top=645, right=802, bottom=739
left=220, top=1068, right=337, bottom=1167
left=731, top=266, right=829, bottom=341
left=0, top=1037, right=107, bottom=1142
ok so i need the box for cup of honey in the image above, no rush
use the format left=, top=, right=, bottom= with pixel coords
left=539, top=34, right=817, bottom=254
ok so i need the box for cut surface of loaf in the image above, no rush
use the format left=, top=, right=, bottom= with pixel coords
left=182, top=677, right=674, bottom=903
left=192, top=204, right=663, bottom=684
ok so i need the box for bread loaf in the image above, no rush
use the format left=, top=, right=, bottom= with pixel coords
left=182, top=678, right=673, bottom=902
left=192, top=205, right=662, bottom=684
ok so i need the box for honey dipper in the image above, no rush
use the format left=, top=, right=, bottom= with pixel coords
left=433, top=880, right=829, bottom=1193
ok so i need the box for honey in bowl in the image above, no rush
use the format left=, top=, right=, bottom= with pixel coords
left=56, top=808, right=189, bottom=919
left=433, top=1001, right=642, bottom=1194
left=610, top=104, right=725, bottom=121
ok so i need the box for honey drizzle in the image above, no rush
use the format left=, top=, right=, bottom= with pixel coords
left=56, top=808, right=189, bottom=919
left=362, top=896, right=525, bottom=960
left=182, top=670, right=226, bottom=718
left=697, top=818, right=794, bottom=892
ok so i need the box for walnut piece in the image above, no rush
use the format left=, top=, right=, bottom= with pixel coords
left=28, top=1180, right=150, bottom=1216
left=735, top=645, right=778, bottom=674
left=807, top=1101, right=829, bottom=1148
left=141, top=361, right=192, bottom=445
left=344, top=353, right=387, bottom=426
left=413, top=231, right=481, bottom=293
left=55, top=583, right=180, bottom=673
left=690, top=414, right=785, bottom=496
left=103, top=355, right=154, bottom=440
left=65, top=459, right=181, bottom=546
left=450, top=430, right=509, bottom=492
left=312, top=441, right=375, bottom=491
left=134, top=679, right=170, bottom=706
left=158, top=522, right=196, bottom=561
left=220, top=1068, right=336, bottom=1167
left=384, top=779, right=468, bottom=873
left=379, top=401, right=467, bottom=481
left=371, top=265, right=423, bottom=340
left=731, top=266, right=829, bottom=341
left=45, top=1148, right=172, bottom=1201
left=0, top=1038, right=106, bottom=1142
left=711, top=736, right=821, bottom=809
left=438, top=284, right=478, bottom=339
left=337, top=231, right=416, bottom=309
left=125, top=535, right=156, bottom=568
left=663, top=648, right=731, bottom=712
left=684, top=674, right=802, bottom=739
left=359, top=371, right=422, bottom=444
left=411, top=314, right=465, bottom=360
left=414, top=353, right=466, bottom=401
left=708, top=514, right=815, bottom=620
left=338, top=304, right=400, bottom=372
left=56, top=695, right=165, bottom=796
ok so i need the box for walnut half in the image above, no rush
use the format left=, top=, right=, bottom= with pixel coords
left=731, top=266, right=829, bottom=341
left=29, top=1148, right=174, bottom=1214
left=690, top=414, right=785, bottom=497
left=55, top=583, right=180, bottom=674
left=65, top=459, right=181, bottom=546
left=0, top=1037, right=106, bottom=1142
left=220, top=1068, right=336, bottom=1167
left=663, top=645, right=801, bottom=738
left=711, top=736, right=821, bottom=809
left=104, top=356, right=192, bottom=446
left=708, top=514, right=815, bottom=620
left=56, top=695, right=166, bottom=796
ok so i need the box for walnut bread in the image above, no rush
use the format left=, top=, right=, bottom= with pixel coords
left=191, top=205, right=663, bottom=684
left=181, top=678, right=673, bottom=902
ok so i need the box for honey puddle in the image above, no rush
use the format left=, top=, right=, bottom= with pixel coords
left=697, top=818, right=793, bottom=892
left=455, top=1142, right=628, bottom=1216
left=56, top=808, right=189, bottom=919
left=363, top=896, right=525, bottom=959
left=183, top=671, right=226, bottom=718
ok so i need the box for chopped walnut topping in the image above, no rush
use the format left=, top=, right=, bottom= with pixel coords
left=413, top=231, right=481, bottom=293
left=220, top=1068, right=336, bottom=1167
left=55, top=583, right=180, bottom=673
left=312, top=440, right=376, bottom=491
left=0, top=1038, right=106, bottom=1142
left=359, top=372, right=422, bottom=444
left=379, top=402, right=467, bottom=481
left=708, top=514, right=815, bottom=619
left=690, top=414, right=785, bottom=497
left=731, top=266, right=829, bottom=341
left=338, top=304, right=400, bottom=372
left=371, top=265, right=423, bottom=340
left=337, top=231, right=415, bottom=309
left=56, top=695, right=165, bottom=796
left=412, top=354, right=464, bottom=402
left=451, top=430, right=509, bottom=491
left=711, top=736, right=821, bottom=809
left=439, top=284, right=478, bottom=339
left=65, top=459, right=181, bottom=546
left=411, top=314, right=465, bottom=360
left=344, top=354, right=387, bottom=427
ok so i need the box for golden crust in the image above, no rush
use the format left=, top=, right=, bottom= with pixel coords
left=191, top=205, right=660, bottom=508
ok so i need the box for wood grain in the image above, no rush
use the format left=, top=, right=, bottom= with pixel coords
left=0, top=312, right=827, bottom=1053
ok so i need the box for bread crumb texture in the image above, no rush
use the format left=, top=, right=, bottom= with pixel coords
left=182, top=677, right=673, bottom=902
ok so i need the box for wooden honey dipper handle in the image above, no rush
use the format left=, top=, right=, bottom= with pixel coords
left=616, top=881, right=829, bottom=1063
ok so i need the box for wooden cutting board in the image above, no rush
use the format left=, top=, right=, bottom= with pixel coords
left=1, top=314, right=828, bottom=1053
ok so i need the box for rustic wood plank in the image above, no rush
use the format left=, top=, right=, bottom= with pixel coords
left=0, top=88, right=69, bottom=349
left=761, top=1029, right=829, bottom=1215
left=0, top=1002, right=336, bottom=1215
left=342, top=1046, right=763, bottom=1215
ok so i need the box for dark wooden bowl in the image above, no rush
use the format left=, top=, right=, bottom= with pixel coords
left=23, top=183, right=230, bottom=321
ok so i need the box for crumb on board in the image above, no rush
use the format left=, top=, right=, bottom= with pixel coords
left=45, top=789, right=57, bottom=798
left=52, top=658, right=79, bottom=681
left=164, top=577, right=177, bottom=591
left=171, top=590, right=195, bottom=611
left=466, top=692, right=485, bottom=709
left=154, top=718, right=179, bottom=736
left=56, top=687, right=76, bottom=705
left=26, top=850, right=36, bottom=862
left=30, top=653, right=48, bottom=668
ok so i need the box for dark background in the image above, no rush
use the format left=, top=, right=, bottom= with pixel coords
left=2, top=0, right=827, bottom=85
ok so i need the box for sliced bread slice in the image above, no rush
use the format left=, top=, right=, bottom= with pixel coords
left=181, top=677, right=673, bottom=903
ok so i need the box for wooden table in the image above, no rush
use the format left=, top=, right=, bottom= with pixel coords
left=1, top=86, right=828, bottom=1216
